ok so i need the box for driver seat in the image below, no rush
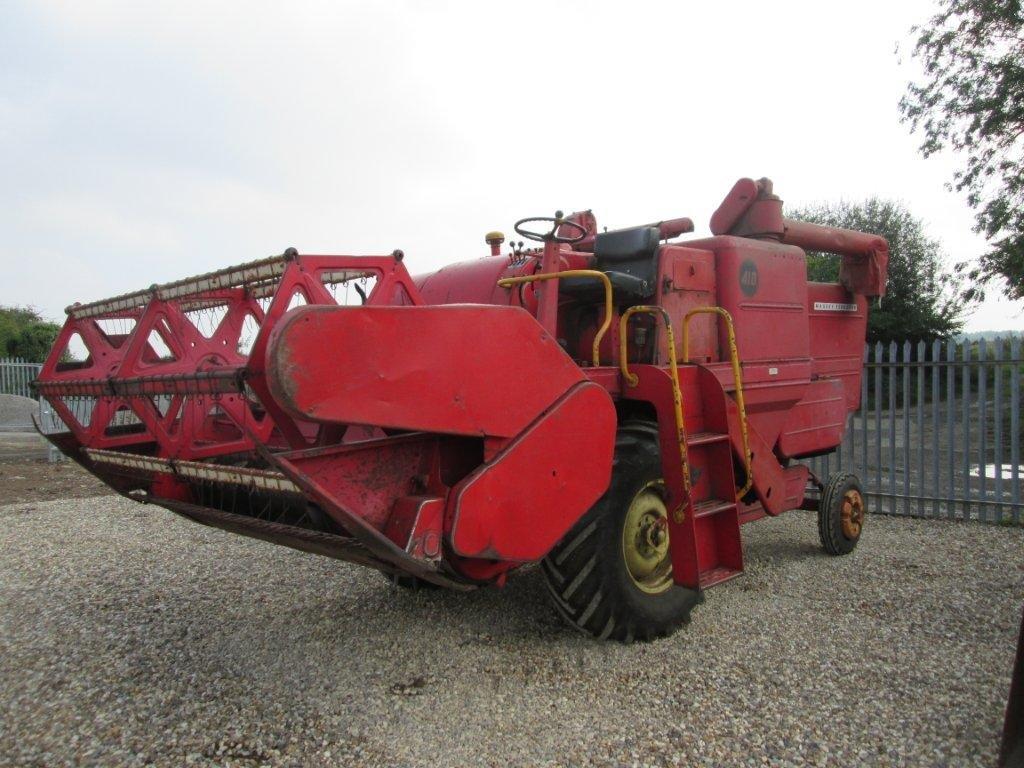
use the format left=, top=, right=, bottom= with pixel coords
left=560, top=225, right=661, bottom=302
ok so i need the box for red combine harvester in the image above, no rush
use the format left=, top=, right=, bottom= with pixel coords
left=35, top=177, right=887, bottom=641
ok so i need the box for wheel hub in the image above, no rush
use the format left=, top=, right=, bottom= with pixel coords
left=841, top=488, right=865, bottom=539
left=621, top=482, right=673, bottom=594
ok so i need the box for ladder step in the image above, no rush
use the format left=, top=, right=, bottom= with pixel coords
left=686, top=431, right=729, bottom=447
left=692, top=498, right=736, bottom=518
left=699, top=565, right=743, bottom=588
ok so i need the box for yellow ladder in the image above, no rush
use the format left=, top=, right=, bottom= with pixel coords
left=497, top=267, right=752, bottom=503
left=619, top=306, right=692, bottom=517
left=681, top=307, right=753, bottom=499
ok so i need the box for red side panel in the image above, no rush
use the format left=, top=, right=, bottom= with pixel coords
left=413, top=257, right=516, bottom=306
left=712, top=237, right=810, bottom=363
left=448, top=382, right=616, bottom=562
left=655, top=246, right=719, bottom=364
left=266, top=304, right=586, bottom=438
left=276, top=433, right=442, bottom=531
left=807, top=283, right=868, bottom=412
left=776, top=378, right=848, bottom=459
left=685, top=236, right=810, bottom=364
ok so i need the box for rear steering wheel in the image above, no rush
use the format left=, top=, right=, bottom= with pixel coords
left=514, top=211, right=588, bottom=244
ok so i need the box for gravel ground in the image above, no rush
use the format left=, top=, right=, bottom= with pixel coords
left=0, top=495, right=1021, bottom=767
left=0, top=460, right=110, bottom=501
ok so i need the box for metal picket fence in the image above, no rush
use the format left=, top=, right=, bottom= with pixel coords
left=3, top=343, right=1023, bottom=523
left=809, top=338, right=1023, bottom=524
left=0, top=357, right=42, bottom=399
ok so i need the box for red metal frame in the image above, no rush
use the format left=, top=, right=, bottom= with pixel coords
left=37, top=253, right=423, bottom=460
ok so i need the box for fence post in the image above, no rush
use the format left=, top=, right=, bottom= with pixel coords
left=1013, top=337, right=1021, bottom=524
left=994, top=337, right=1005, bottom=523
left=947, top=340, right=956, bottom=519
left=929, top=340, right=939, bottom=518
left=888, top=341, right=898, bottom=511
left=848, top=356, right=857, bottom=477
left=963, top=340, right=973, bottom=520
left=902, top=341, right=912, bottom=515
left=916, top=340, right=925, bottom=516
left=875, top=342, right=884, bottom=510
left=861, top=343, right=869, bottom=493
left=978, top=339, right=988, bottom=522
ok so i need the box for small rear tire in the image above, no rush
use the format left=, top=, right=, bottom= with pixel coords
left=818, top=472, right=865, bottom=555
left=541, top=421, right=701, bottom=642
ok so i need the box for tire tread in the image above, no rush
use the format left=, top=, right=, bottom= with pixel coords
left=541, top=421, right=700, bottom=642
left=818, top=471, right=862, bottom=556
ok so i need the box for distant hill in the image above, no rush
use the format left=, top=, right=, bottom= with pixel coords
left=957, top=330, right=1024, bottom=342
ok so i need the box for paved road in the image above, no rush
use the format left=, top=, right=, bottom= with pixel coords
left=0, top=431, right=48, bottom=462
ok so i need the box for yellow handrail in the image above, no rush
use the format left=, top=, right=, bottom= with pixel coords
left=681, top=306, right=753, bottom=499
left=619, top=305, right=692, bottom=518
left=497, top=269, right=612, bottom=367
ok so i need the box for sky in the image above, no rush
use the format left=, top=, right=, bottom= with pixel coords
left=1, top=0, right=1022, bottom=333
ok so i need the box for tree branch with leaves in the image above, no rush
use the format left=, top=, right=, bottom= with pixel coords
left=900, top=0, right=1024, bottom=299
left=0, top=307, right=62, bottom=363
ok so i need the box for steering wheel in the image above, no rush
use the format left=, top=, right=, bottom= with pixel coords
left=514, top=211, right=589, bottom=244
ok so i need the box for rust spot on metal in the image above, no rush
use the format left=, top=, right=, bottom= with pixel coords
left=841, top=488, right=864, bottom=539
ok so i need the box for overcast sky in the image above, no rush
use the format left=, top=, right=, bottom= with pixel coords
left=2, top=0, right=1021, bottom=332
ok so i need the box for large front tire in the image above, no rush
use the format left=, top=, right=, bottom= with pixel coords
left=541, top=421, right=701, bottom=642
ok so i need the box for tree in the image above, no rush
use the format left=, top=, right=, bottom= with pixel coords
left=0, top=306, right=62, bottom=362
left=899, top=0, right=1024, bottom=300
left=788, top=199, right=967, bottom=344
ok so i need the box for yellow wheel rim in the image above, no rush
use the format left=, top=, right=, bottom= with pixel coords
left=621, top=481, right=673, bottom=594
left=841, top=489, right=865, bottom=539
